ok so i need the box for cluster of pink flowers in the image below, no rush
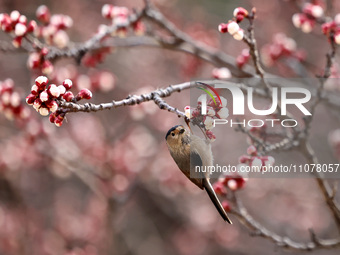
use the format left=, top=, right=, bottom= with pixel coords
left=236, top=48, right=250, bottom=69
left=0, top=6, right=72, bottom=49
left=212, top=173, right=247, bottom=212
left=26, top=76, right=92, bottom=127
left=211, top=145, right=275, bottom=212
left=261, top=33, right=305, bottom=67
left=292, top=2, right=324, bottom=33
left=27, top=47, right=54, bottom=75
left=218, top=7, right=250, bottom=41
left=322, top=15, right=340, bottom=44
left=238, top=145, right=275, bottom=172
left=0, top=79, right=30, bottom=121
left=212, top=145, right=256, bottom=211
left=34, top=5, right=73, bottom=48
left=101, top=4, right=145, bottom=37
left=213, top=173, right=247, bottom=197
left=185, top=95, right=229, bottom=141
left=0, top=10, right=37, bottom=47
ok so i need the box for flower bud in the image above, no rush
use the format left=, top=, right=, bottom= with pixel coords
left=33, top=98, right=42, bottom=111
left=58, top=85, right=66, bottom=95
left=184, top=106, right=191, bottom=119
left=42, top=60, right=53, bottom=75
left=133, top=21, right=145, bottom=36
left=222, top=201, right=231, bottom=212
left=76, top=88, right=92, bottom=100
left=10, top=10, right=20, bottom=23
left=26, top=94, right=36, bottom=105
left=62, top=79, right=73, bottom=90
left=36, top=5, right=51, bottom=24
left=47, top=84, right=60, bottom=98
left=216, top=107, right=229, bottom=119
left=292, top=13, right=302, bottom=28
left=27, top=20, right=37, bottom=33
left=12, top=36, right=23, bottom=48
left=39, top=90, right=49, bottom=102
left=233, top=29, right=244, bottom=40
left=35, top=76, right=48, bottom=87
left=218, top=23, right=229, bottom=33
left=238, top=155, right=251, bottom=163
left=203, top=116, right=214, bottom=130
left=251, top=157, right=262, bottom=170
left=49, top=112, right=56, bottom=123
left=247, top=145, right=257, bottom=155
left=301, top=20, right=313, bottom=33
left=62, top=91, right=74, bottom=102
left=213, top=182, right=227, bottom=195
left=227, top=21, right=240, bottom=35
left=39, top=107, right=49, bottom=116
left=227, top=179, right=238, bottom=191
left=206, top=130, right=216, bottom=141
left=233, top=7, right=249, bottom=17
left=14, top=23, right=27, bottom=36
left=212, top=67, right=231, bottom=80
left=102, top=4, right=114, bottom=19
left=54, top=114, right=65, bottom=127
left=49, top=100, right=58, bottom=113
left=27, top=52, right=41, bottom=69
left=206, top=106, right=216, bottom=116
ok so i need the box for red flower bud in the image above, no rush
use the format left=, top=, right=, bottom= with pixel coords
left=35, top=76, right=48, bottom=88
left=41, top=47, right=49, bottom=56
left=222, top=201, right=231, bottom=212
left=238, top=155, right=251, bottom=163
left=27, top=20, right=37, bottom=33
left=54, top=114, right=65, bottom=127
left=213, top=182, right=227, bottom=195
left=236, top=14, right=245, bottom=23
left=76, top=88, right=92, bottom=100
left=233, top=7, right=249, bottom=18
left=235, top=177, right=246, bottom=189
left=218, top=23, right=229, bottom=33
left=62, top=79, right=73, bottom=90
left=49, top=112, right=56, bottom=123
left=62, top=91, right=74, bottom=102
left=26, top=94, right=36, bottom=105
left=36, top=5, right=51, bottom=24
left=12, top=36, right=23, bottom=48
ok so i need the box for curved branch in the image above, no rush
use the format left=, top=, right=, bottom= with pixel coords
left=232, top=194, right=340, bottom=251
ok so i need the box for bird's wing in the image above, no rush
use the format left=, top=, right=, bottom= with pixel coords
left=189, top=151, right=205, bottom=189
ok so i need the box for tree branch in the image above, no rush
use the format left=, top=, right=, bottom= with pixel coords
left=231, top=194, right=340, bottom=251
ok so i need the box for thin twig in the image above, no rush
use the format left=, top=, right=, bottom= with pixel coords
left=231, top=194, right=340, bottom=251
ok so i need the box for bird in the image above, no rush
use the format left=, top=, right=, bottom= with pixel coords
left=165, top=125, right=232, bottom=224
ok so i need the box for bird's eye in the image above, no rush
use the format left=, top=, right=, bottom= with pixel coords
left=171, top=132, right=175, bottom=137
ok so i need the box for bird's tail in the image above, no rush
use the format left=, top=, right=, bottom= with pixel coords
left=203, top=179, right=232, bottom=224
